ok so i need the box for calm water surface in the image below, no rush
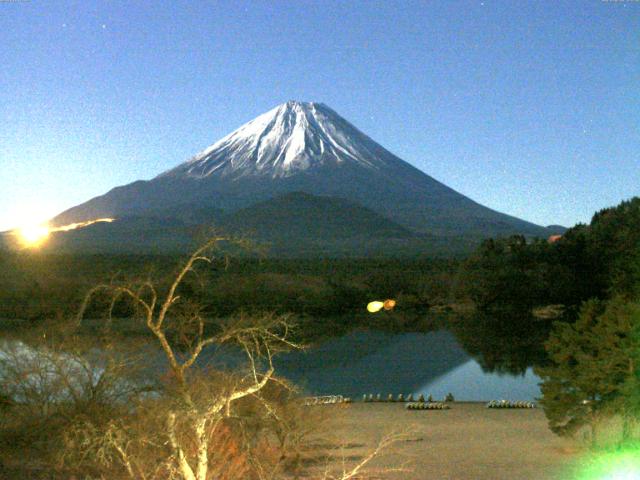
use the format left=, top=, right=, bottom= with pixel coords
left=1, top=328, right=543, bottom=402
left=275, top=330, right=542, bottom=401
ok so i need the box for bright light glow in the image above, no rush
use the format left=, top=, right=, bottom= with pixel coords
left=602, top=471, right=638, bottom=480
left=17, top=224, right=50, bottom=247
left=367, top=299, right=396, bottom=313
left=53, top=218, right=115, bottom=231
left=367, top=301, right=385, bottom=313
left=576, top=448, right=640, bottom=480
left=12, top=217, right=116, bottom=249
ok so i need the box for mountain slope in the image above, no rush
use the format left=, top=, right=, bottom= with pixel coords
left=52, top=101, right=551, bottom=245
left=221, top=192, right=413, bottom=240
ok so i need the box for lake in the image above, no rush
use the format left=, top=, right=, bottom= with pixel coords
left=275, top=329, right=542, bottom=401
left=1, top=328, right=543, bottom=403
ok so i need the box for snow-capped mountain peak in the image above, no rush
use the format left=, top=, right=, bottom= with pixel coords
left=52, top=100, right=552, bottom=243
left=161, top=101, right=388, bottom=179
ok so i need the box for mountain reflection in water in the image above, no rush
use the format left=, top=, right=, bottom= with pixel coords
left=275, top=329, right=542, bottom=401
left=1, top=327, right=544, bottom=402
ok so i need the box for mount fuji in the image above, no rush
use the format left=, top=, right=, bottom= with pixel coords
left=48, top=101, right=553, bottom=255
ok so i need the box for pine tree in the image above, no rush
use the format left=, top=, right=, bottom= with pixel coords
left=535, top=298, right=640, bottom=446
left=536, top=300, right=603, bottom=444
left=599, top=298, right=640, bottom=442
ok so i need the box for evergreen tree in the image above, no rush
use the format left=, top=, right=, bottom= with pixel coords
left=536, top=298, right=640, bottom=445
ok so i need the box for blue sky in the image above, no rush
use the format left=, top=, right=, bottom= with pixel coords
left=1, top=0, right=638, bottom=231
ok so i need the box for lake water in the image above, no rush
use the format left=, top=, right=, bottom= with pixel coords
left=1, top=329, right=543, bottom=403
left=275, top=329, right=542, bottom=401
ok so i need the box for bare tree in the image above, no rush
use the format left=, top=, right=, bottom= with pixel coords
left=0, top=335, right=147, bottom=419
left=0, top=322, right=151, bottom=479
left=75, top=237, right=303, bottom=480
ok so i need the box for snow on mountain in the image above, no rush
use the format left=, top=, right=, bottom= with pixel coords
left=160, top=101, right=389, bottom=179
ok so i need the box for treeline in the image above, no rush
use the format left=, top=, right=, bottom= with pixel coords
left=446, top=197, right=640, bottom=379
left=458, top=197, right=640, bottom=314
left=4, top=196, right=639, bottom=333
left=0, top=253, right=177, bottom=322
left=0, top=253, right=464, bottom=338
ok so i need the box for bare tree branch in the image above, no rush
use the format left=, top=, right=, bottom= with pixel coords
left=70, top=236, right=307, bottom=480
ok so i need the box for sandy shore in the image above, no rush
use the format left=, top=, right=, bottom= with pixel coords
left=314, top=402, right=583, bottom=480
